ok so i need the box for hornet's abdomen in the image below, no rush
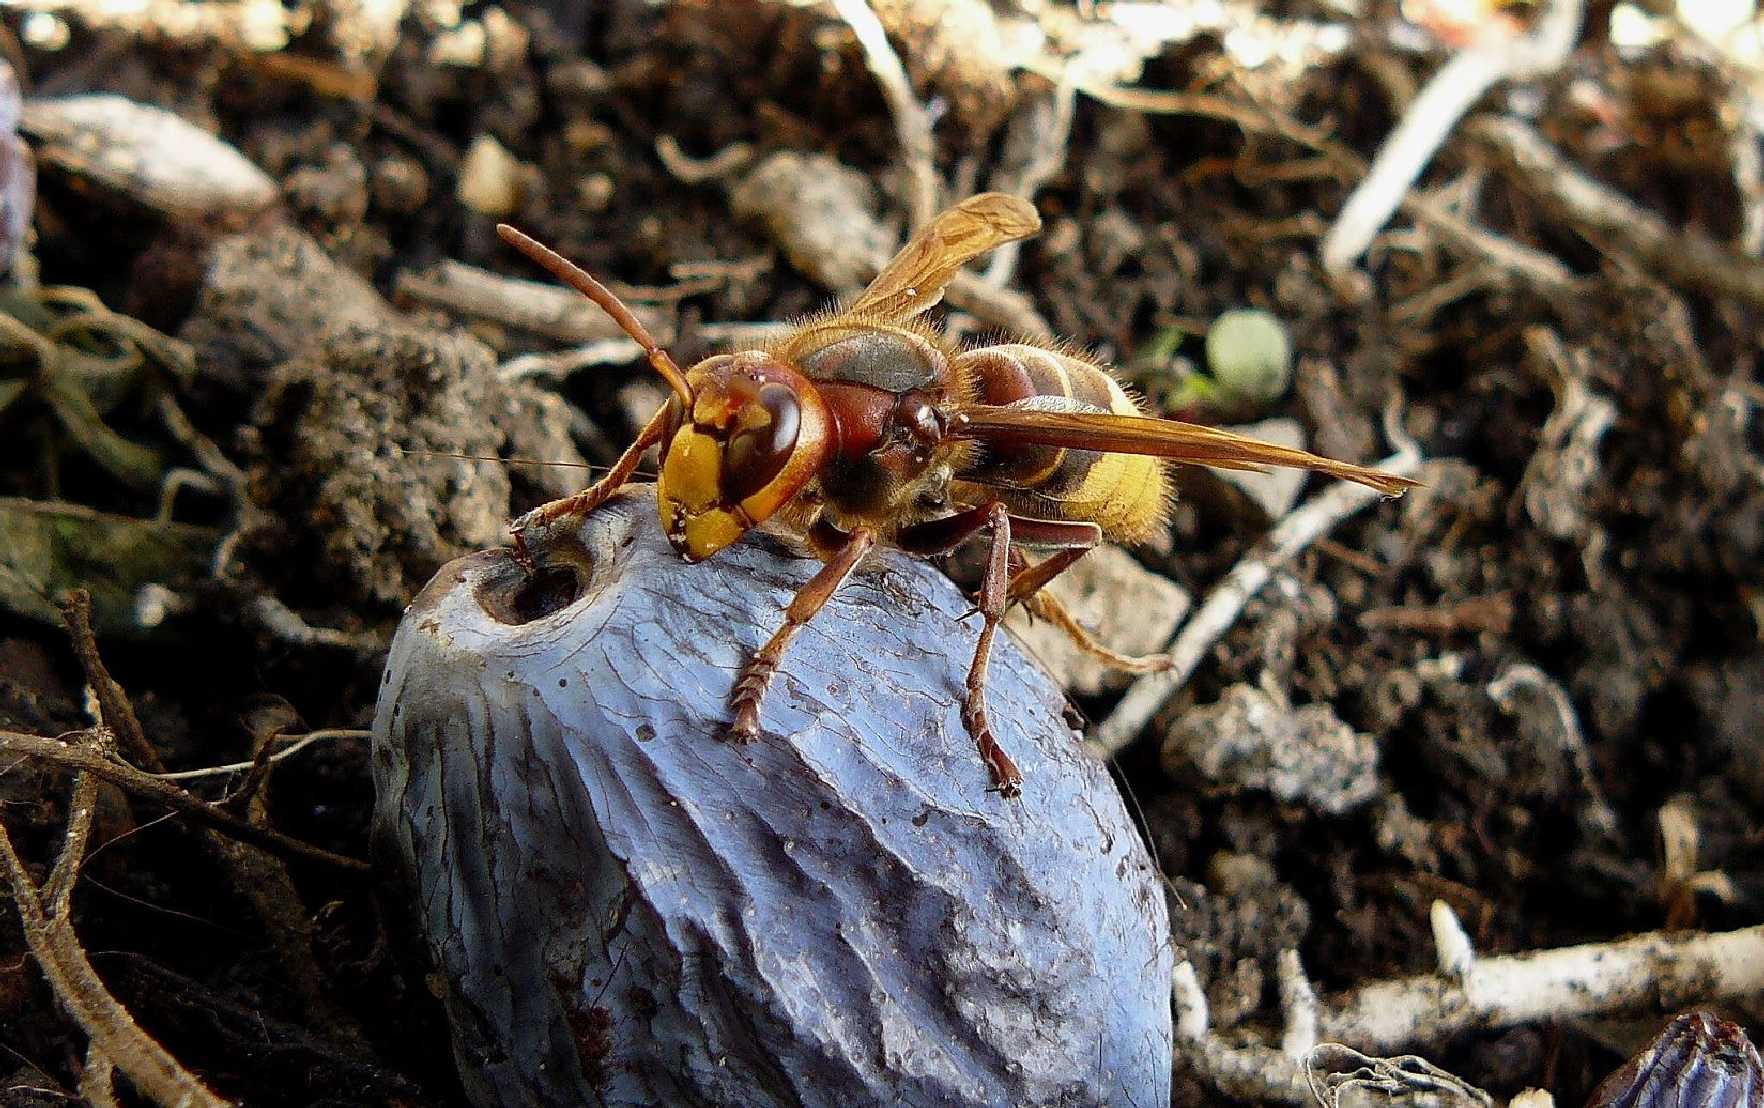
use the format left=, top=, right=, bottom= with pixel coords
left=953, top=344, right=1169, bottom=542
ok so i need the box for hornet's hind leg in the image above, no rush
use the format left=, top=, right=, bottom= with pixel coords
left=1002, top=527, right=1174, bottom=676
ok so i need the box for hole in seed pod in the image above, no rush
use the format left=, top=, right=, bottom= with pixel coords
left=507, top=565, right=582, bottom=623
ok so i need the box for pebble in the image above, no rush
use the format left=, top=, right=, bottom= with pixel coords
left=22, top=94, right=276, bottom=221
left=1216, top=417, right=1308, bottom=518
left=1162, top=682, right=1380, bottom=814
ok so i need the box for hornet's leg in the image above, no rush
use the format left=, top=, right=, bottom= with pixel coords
left=509, top=404, right=670, bottom=567
left=1021, top=585, right=1174, bottom=673
left=727, top=527, right=877, bottom=742
left=1004, top=518, right=1173, bottom=675
left=995, top=516, right=1100, bottom=607
left=962, top=503, right=1024, bottom=798
left=898, top=503, right=1028, bottom=793
left=893, top=502, right=1000, bottom=557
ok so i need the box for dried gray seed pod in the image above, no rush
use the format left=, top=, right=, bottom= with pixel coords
left=1585, top=1011, right=1763, bottom=1108
left=372, top=491, right=1173, bottom=1108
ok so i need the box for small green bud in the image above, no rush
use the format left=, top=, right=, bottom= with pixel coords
left=1204, top=308, right=1292, bottom=406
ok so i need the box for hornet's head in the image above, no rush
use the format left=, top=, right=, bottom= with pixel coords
left=656, top=351, right=831, bottom=561
left=490, top=225, right=835, bottom=564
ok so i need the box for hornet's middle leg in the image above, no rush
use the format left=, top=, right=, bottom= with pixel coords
left=900, top=503, right=1023, bottom=795
left=960, top=503, right=1025, bottom=797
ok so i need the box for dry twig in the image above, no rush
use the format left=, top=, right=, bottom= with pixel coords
left=981, top=79, right=1077, bottom=286
left=56, top=593, right=155, bottom=770
left=0, top=595, right=231, bottom=1107
left=1305, top=1045, right=1491, bottom=1107
left=156, top=394, right=384, bottom=653
left=1321, top=918, right=1764, bottom=1051
left=394, top=259, right=674, bottom=345
left=829, top=0, right=938, bottom=231
left=499, top=339, right=647, bottom=383
left=1487, top=662, right=1622, bottom=844
left=154, top=729, right=367, bottom=782
left=0, top=819, right=231, bottom=1108
left=1320, top=0, right=1586, bottom=270
left=0, top=729, right=370, bottom=876
left=654, top=135, right=756, bottom=184
left=246, top=593, right=384, bottom=653
left=1473, top=116, right=1764, bottom=309
left=1054, top=80, right=1575, bottom=289
left=1172, top=902, right=1764, bottom=1104
left=728, top=149, right=1050, bottom=335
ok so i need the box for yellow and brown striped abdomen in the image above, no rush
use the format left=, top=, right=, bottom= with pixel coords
left=953, top=344, right=1170, bottom=542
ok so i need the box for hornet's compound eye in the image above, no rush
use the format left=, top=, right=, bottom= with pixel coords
left=722, top=380, right=801, bottom=504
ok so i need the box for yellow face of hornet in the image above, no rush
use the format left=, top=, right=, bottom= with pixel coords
left=656, top=354, right=831, bottom=562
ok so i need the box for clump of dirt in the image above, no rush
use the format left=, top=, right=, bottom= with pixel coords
left=1, top=1, right=1761, bottom=1105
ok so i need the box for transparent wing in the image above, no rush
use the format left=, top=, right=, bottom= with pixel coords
left=951, top=405, right=1421, bottom=496
left=845, top=193, right=1041, bottom=322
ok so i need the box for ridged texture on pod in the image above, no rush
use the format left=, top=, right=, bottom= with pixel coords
left=1586, top=1011, right=1763, bottom=1108
left=372, top=492, right=1173, bottom=1108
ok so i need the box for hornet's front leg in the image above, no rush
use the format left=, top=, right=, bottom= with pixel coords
left=508, top=405, right=670, bottom=569
left=727, top=527, right=877, bottom=742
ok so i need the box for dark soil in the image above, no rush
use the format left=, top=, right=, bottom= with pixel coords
left=1, top=1, right=1760, bottom=1105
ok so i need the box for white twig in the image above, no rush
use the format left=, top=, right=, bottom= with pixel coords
left=1730, top=102, right=1764, bottom=256
left=250, top=594, right=383, bottom=652
left=698, top=320, right=793, bottom=347
left=830, top=0, right=939, bottom=231
left=155, top=467, right=223, bottom=522
left=1190, top=1037, right=1313, bottom=1103
left=982, top=79, right=1077, bottom=286
left=1305, top=1045, right=1491, bottom=1107
left=1278, top=950, right=1319, bottom=1058
left=654, top=135, right=755, bottom=184
left=1051, top=77, right=1573, bottom=289
left=1172, top=961, right=1210, bottom=1041
left=1487, top=662, right=1621, bottom=842
left=1319, top=923, right=1764, bottom=1052
left=152, top=729, right=369, bottom=782
left=1320, top=0, right=1585, bottom=271
left=1165, top=765, right=1761, bottom=1102
left=1090, top=440, right=1422, bottom=757
left=499, top=338, right=645, bottom=383
left=1430, top=900, right=1475, bottom=981
left=395, top=259, right=673, bottom=345
left=945, top=273, right=1051, bottom=338
left=1474, top=116, right=1764, bottom=309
